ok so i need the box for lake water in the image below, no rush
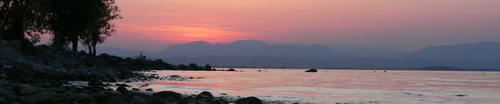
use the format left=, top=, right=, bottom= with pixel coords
left=129, top=69, right=500, bottom=104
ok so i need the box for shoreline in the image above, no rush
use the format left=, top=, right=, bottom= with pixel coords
left=0, top=39, right=272, bottom=104
left=0, top=79, right=277, bottom=104
left=120, top=74, right=302, bottom=104
left=129, top=69, right=500, bottom=104
left=213, top=67, right=500, bottom=72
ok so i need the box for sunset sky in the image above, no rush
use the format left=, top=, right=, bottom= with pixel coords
left=104, top=0, right=500, bottom=52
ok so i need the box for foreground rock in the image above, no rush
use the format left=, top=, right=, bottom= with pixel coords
left=196, top=91, right=214, bottom=102
left=153, top=91, right=185, bottom=103
left=0, top=80, right=276, bottom=104
left=235, top=96, right=263, bottom=104
left=0, top=39, right=280, bottom=104
left=227, top=68, right=236, bottom=71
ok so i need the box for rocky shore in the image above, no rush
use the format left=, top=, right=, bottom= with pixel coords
left=0, top=39, right=270, bottom=104
left=0, top=79, right=267, bottom=104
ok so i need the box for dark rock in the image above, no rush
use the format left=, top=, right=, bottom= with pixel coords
left=0, top=89, right=17, bottom=100
left=164, top=75, right=187, bottom=81
left=170, top=75, right=182, bottom=78
left=72, top=93, right=94, bottom=104
left=116, top=84, right=129, bottom=93
left=131, top=95, right=147, bottom=104
left=196, top=91, right=214, bottom=102
left=0, top=97, right=6, bottom=103
left=20, top=91, right=53, bottom=104
left=235, top=97, right=262, bottom=104
left=88, top=79, right=105, bottom=88
left=18, top=84, right=39, bottom=95
left=149, top=96, right=177, bottom=104
left=228, top=68, right=236, bottom=71
left=182, top=95, right=197, bottom=104
left=132, top=88, right=140, bottom=91
left=210, top=99, right=229, bottom=104
left=153, top=91, right=184, bottom=103
left=140, top=83, right=150, bottom=87
left=305, top=68, right=318, bottom=72
left=145, top=88, right=154, bottom=92
left=456, top=94, right=467, bottom=97
left=7, top=40, right=22, bottom=50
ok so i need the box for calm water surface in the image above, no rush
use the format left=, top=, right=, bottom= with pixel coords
left=129, top=69, right=500, bottom=104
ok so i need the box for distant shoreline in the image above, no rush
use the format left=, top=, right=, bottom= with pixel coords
left=214, top=67, right=500, bottom=72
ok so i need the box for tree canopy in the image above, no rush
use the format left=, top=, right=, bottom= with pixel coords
left=0, top=0, right=50, bottom=47
left=0, top=0, right=120, bottom=55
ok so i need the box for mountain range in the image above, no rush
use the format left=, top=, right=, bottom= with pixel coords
left=161, top=40, right=346, bottom=58
left=412, top=42, right=500, bottom=61
left=97, top=40, right=500, bottom=70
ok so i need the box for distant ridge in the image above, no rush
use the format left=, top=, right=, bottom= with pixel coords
left=413, top=42, right=500, bottom=61
left=97, top=41, right=500, bottom=70
left=160, top=40, right=347, bottom=58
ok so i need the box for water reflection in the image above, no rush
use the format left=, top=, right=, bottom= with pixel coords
left=129, top=69, right=500, bottom=104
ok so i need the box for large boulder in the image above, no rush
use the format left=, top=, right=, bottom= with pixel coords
left=0, top=40, right=24, bottom=59
left=153, top=91, right=185, bottom=103
left=211, top=99, right=229, bottom=104
left=17, top=84, right=40, bottom=95
left=88, top=79, right=105, bottom=88
left=116, top=84, right=129, bottom=93
left=130, top=95, right=148, bottom=104
left=20, top=91, right=54, bottom=104
left=235, top=97, right=262, bottom=104
left=0, top=88, right=17, bottom=101
left=195, top=91, right=214, bottom=103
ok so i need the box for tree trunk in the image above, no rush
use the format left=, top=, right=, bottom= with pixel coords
left=72, top=38, right=78, bottom=53
left=87, top=45, right=92, bottom=55
left=52, top=33, right=66, bottom=49
left=92, top=43, right=97, bottom=56
left=5, top=1, right=26, bottom=42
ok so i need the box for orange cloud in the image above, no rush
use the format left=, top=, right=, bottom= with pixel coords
left=134, top=24, right=253, bottom=43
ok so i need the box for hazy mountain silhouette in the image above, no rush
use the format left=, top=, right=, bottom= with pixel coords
left=329, top=46, right=410, bottom=58
left=98, top=41, right=500, bottom=70
left=413, top=42, right=500, bottom=61
left=166, top=56, right=432, bottom=69
left=96, top=46, right=157, bottom=58
left=160, top=40, right=346, bottom=58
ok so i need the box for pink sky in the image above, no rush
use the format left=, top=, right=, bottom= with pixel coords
left=104, top=0, right=500, bottom=52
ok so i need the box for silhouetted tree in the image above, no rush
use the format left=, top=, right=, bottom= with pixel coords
left=153, top=59, right=174, bottom=70
left=48, top=0, right=119, bottom=53
left=81, top=0, right=120, bottom=56
left=0, top=0, right=50, bottom=48
left=188, top=63, right=199, bottom=70
left=48, top=0, right=93, bottom=51
left=178, top=64, right=188, bottom=70
left=204, top=64, right=212, bottom=70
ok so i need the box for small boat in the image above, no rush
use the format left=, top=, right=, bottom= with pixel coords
left=305, top=68, right=318, bottom=72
